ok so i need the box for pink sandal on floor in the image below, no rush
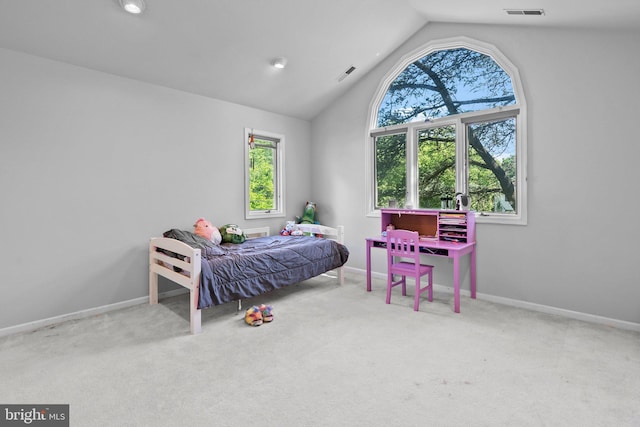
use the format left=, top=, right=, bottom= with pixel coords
left=259, top=304, right=274, bottom=322
left=244, top=306, right=263, bottom=326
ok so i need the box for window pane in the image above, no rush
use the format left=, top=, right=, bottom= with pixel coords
left=378, top=48, right=515, bottom=127
left=417, top=125, right=456, bottom=209
left=375, top=133, right=406, bottom=208
left=467, top=118, right=516, bottom=213
left=249, top=140, right=276, bottom=211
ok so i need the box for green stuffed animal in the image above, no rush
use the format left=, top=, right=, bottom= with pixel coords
left=219, top=224, right=246, bottom=244
left=297, top=201, right=317, bottom=224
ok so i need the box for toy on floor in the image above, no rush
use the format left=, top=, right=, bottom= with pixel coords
left=245, top=306, right=263, bottom=326
left=259, top=304, right=274, bottom=322
left=193, top=218, right=222, bottom=245
left=244, top=304, right=274, bottom=326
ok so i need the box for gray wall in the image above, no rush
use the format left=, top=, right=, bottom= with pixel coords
left=0, top=47, right=312, bottom=329
left=312, top=23, right=640, bottom=324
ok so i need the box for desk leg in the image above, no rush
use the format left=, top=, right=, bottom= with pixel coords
left=366, top=240, right=372, bottom=292
left=470, top=247, right=477, bottom=299
left=453, top=254, right=460, bottom=313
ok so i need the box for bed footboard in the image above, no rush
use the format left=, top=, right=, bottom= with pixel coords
left=149, top=237, right=203, bottom=334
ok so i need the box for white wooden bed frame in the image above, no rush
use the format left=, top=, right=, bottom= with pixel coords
left=149, top=224, right=345, bottom=334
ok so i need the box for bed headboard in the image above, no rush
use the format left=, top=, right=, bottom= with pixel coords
left=295, top=224, right=344, bottom=244
left=243, top=226, right=270, bottom=239
left=243, top=224, right=344, bottom=244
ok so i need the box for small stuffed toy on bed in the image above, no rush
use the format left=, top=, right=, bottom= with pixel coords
left=220, top=224, right=247, bottom=244
left=280, top=220, right=303, bottom=236
left=193, top=218, right=222, bottom=245
left=297, top=201, right=317, bottom=224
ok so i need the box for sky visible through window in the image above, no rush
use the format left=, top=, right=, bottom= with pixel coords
left=378, top=48, right=516, bottom=126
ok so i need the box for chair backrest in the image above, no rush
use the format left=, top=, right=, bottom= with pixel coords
left=386, top=229, right=421, bottom=264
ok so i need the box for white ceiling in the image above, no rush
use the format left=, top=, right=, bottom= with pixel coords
left=1, top=0, right=639, bottom=120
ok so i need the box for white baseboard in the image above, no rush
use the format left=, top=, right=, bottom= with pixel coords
left=345, top=266, right=640, bottom=332
left=475, top=293, right=640, bottom=332
left=3, top=268, right=638, bottom=338
left=0, top=289, right=188, bottom=338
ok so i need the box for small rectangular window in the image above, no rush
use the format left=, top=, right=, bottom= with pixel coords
left=245, top=128, right=285, bottom=219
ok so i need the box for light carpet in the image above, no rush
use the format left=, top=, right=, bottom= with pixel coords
left=1, top=272, right=639, bottom=426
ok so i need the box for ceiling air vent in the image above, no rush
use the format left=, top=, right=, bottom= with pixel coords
left=505, top=9, right=545, bottom=16
left=337, top=65, right=356, bottom=82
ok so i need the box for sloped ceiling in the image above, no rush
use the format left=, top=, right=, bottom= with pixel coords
left=0, top=0, right=638, bottom=120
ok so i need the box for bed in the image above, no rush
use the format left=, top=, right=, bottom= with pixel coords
left=149, top=224, right=349, bottom=334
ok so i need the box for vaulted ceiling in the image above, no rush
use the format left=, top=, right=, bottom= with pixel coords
left=1, top=0, right=638, bottom=120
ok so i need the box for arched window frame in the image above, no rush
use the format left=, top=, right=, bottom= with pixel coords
left=366, top=36, right=527, bottom=225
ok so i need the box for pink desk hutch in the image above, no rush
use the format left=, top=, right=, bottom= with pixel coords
left=365, top=208, right=476, bottom=312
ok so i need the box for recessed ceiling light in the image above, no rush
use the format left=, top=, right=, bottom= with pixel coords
left=120, top=0, right=146, bottom=15
left=272, top=57, right=288, bottom=69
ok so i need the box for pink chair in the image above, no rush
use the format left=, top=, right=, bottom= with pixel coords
left=386, top=229, right=434, bottom=311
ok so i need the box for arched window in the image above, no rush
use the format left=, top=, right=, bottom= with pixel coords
left=368, top=37, right=527, bottom=224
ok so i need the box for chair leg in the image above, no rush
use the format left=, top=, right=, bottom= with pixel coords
left=414, top=271, right=434, bottom=311
left=387, top=274, right=407, bottom=305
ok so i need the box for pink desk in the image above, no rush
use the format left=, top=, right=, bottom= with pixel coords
left=365, top=236, right=476, bottom=312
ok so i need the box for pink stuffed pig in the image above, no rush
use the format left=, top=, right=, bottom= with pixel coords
left=193, top=218, right=222, bottom=245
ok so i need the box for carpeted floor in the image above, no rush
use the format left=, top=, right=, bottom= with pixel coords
left=1, top=272, right=639, bottom=426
